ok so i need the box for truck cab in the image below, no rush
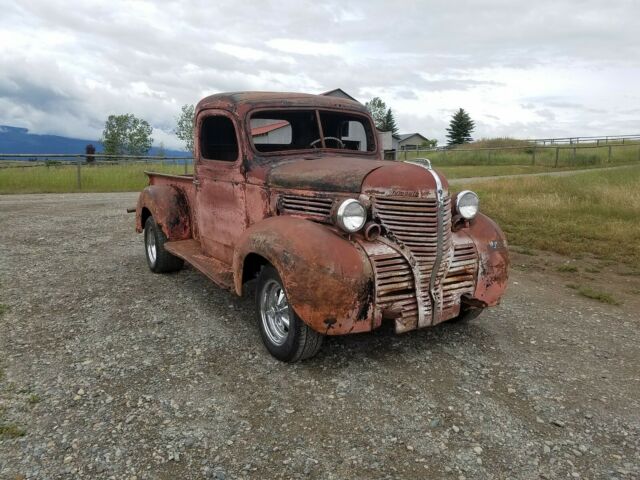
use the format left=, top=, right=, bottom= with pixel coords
left=135, top=92, right=509, bottom=362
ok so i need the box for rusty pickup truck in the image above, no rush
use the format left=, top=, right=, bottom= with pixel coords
left=135, top=92, right=509, bottom=362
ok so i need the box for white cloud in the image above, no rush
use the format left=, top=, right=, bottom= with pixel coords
left=0, top=0, right=638, bottom=148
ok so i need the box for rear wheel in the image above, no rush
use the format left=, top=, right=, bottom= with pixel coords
left=144, top=216, right=184, bottom=273
left=255, top=265, right=323, bottom=362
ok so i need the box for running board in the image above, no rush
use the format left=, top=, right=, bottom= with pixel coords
left=164, top=239, right=234, bottom=291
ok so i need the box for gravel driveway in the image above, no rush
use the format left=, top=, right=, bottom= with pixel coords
left=1, top=192, right=638, bottom=479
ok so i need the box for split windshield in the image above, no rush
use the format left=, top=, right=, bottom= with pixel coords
left=250, top=110, right=376, bottom=154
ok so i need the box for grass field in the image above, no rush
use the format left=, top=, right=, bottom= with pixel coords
left=472, top=165, right=640, bottom=269
left=0, top=162, right=187, bottom=194
left=437, top=164, right=600, bottom=179
left=402, top=141, right=640, bottom=169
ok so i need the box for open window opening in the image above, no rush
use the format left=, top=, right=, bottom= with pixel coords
left=200, top=116, right=238, bottom=161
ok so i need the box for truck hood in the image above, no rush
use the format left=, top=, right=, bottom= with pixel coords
left=266, top=156, right=448, bottom=194
left=267, top=156, right=389, bottom=192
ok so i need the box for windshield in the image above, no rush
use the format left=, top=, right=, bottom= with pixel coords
left=250, top=110, right=376, bottom=154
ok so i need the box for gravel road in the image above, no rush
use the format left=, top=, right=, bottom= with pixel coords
left=1, top=192, right=638, bottom=480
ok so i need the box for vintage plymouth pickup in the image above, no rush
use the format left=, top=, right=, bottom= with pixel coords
left=135, top=92, right=509, bottom=361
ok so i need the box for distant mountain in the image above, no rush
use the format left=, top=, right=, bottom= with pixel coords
left=0, top=125, right=190, bottom=157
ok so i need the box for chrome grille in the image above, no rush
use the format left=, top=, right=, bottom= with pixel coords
left=279, top=195, right=333, bottom=219
left=370, top=251, right=422, bottom=332
left=442, top=243, right=478, bottom=311
left=373, top=196, right=453, bottom=326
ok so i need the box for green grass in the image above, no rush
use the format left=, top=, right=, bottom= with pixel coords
left=438, top=164, right=563, bottom=179
left=402, top=140, right=640, bottom=170
left=0, top=423, right=26, bottom=439
left=0, top=405, right=26, bottom=439
left=557, top=264, right=579, bottom=273
left=472, top=166, right=640, bottom=269
left=0, top=162, right=188, bottom=194
left=566, top=284, right=621, bottom=305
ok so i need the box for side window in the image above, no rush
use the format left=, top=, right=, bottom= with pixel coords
left=200, top=116, right=238, bottom=161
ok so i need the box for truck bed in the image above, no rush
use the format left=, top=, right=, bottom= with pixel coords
left=145, top=171, right=194, bottom=183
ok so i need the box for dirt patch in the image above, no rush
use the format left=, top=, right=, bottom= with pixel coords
left=1, top=192, right=638, bottom=479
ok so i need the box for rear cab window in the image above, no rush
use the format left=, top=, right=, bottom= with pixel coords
left=200, top=116, right=238, bottom=161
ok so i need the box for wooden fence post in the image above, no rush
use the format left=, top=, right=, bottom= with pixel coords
left=76, top=157, right=82, bottom=190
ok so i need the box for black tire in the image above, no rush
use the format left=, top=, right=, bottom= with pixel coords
left=452, top=307, right=483, bottom=323
left=255, top=265, right=323, bottom=362
left=144, top=216, right=184, bottom=273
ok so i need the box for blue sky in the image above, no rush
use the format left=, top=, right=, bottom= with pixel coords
left=0, top=0, right=638, bottom=148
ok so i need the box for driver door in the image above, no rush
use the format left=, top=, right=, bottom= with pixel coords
left=194, top=110, right=247, bottom=265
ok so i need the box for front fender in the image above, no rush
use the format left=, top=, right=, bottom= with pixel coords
left=233, top=216, right=374, bottom=335
left=465, top=213, right=509, bottom=306
left=135, top=185, right=191, bottom=240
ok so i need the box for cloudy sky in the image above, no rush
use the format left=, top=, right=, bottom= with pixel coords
left=1, top=0, right=638, bottom=148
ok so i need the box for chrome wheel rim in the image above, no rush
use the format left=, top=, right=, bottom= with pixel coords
left=260, top=279, right=290, bottom=346
left=145, top=226, right=157, bottom=266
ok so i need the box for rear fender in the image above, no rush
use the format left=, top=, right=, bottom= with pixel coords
left=233, top=216, right=374, bottom=335
left=135, top=185, right=191, bottom=240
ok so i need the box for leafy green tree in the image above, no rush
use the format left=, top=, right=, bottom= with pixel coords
left=101, top=114, right=153, bottom=156
left=421, top=139, right=438, bottom=148
left=446, top=108, right=475, bottom=146
left=379, top=108, right=399, bottom=135
left=175, top=104, right=195, bottom=153
left=365, top=97, right=387, bottom=129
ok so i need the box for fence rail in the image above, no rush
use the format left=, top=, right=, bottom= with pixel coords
left=0, top=153, right=193, bottom=190
left=395, top=140, right=640, bottom=167
left=2, top=141, right=640, bottom=193
left=529, top=134, right=640, bottom=145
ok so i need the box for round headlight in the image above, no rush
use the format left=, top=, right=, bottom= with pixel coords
left=336, top=199, right=367, bottom=233
left=456, top=190, right=479, bottom=219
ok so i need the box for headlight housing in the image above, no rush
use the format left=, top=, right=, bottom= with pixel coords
left=336, top=199, right=367, bottom=233
left=456, top=190, right=479, bottom=220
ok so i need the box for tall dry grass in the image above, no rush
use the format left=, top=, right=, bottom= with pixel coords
left=471, top=166, right=640, bottom=268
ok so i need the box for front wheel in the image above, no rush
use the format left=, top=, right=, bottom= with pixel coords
left=255, top=265, right=323, bottom=362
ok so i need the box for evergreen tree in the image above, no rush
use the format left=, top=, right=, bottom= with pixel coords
left=446, top=108, right=475, bottom=146
left=380, top=108, right=399, bottom=135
